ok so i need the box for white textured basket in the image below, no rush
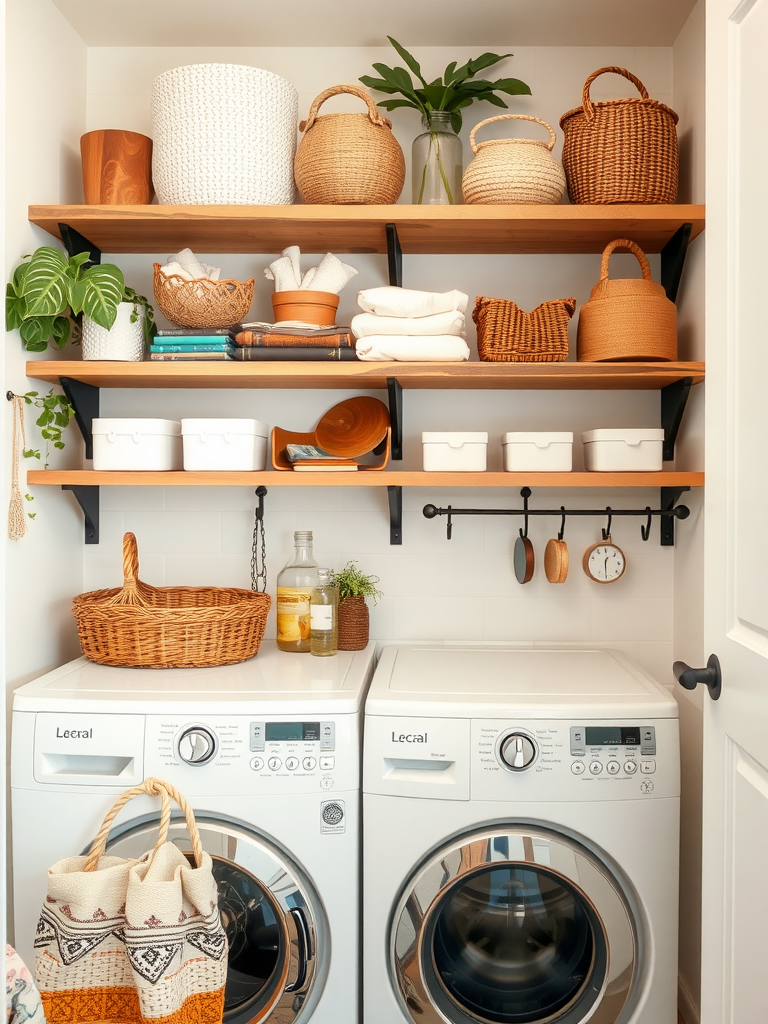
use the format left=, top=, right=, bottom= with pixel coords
left=82, top=302, right=145, bottom=362
left=151, top=63, right=298, bottom=205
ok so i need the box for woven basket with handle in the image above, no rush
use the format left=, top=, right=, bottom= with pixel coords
left=295, top=84, right=405, bottom=204
left=72, top=532, right=271, bottom=668
left=559, top=66, right=679, bottom=205
left=473, top=295, right=576, bottom=362
left=577, top=238, right=677, bottom=361
left=462, top=115, right=565, bottom=205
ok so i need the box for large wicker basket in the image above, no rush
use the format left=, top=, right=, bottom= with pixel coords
left=473, top=295, right=576, bottom=362
left=559, top=66, right=679, bottom=205
left=72, top=533, right=270, bottom=668
left=153, top=264, right=254, bottom=329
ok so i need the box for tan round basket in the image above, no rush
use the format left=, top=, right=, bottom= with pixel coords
left=473, top=295, right=576, bottom=363
left=462, top=115, right=565, bottom=205
left=559, top=66, right=679, bottom=205
left=295, top=84, right=405, bottom=205
left=337, top=595, right=369, bottom=651
left=153, top=264, right=254, bottom=329
left=72, top=532, right=271, bottom=668
left=577, top=239, right=677, bottom=362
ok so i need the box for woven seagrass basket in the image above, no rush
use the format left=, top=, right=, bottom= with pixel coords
left=153, top=264, right=254, bottom=329
left=295, top=84, right=405, bottom=204
left=72, top=533, right=271, bottom=668
left=559, top=66, right=679, bottom=205
left=473, top=295, right=576, bottom=362
left=337, top=595, right=370, bottom=651
left=577, top=238, right=677, bottom=361
left=462, top=115, right=565, bottom=205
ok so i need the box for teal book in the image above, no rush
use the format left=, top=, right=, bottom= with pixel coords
left=150, top=342, right=236, bottom=353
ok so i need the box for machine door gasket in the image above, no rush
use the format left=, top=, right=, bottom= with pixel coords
left=390, top=824, right=639, bottom=1024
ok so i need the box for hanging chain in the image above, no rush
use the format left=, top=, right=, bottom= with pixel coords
left=251, top=487, right=267, bottom=593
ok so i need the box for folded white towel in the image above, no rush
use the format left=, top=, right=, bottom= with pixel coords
left=167, top=248, right=221, bottom=281
left=309, top=253, right=359, bottom=295
left=351, top=310, right=466, bottom=340
left=355, top=335, right=470, bottom=362
left=357, top=286, right=469, bottom=318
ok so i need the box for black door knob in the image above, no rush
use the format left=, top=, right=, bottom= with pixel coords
left=673, top=654, right=722, bottom=700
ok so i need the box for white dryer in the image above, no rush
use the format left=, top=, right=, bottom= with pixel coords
left=11, top=641, right=375, bottom=1024
left=363, top=644, right=680, bottom=1024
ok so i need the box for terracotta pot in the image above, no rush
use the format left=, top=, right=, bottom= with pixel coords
left=80, top=129, right=154, bottom=205
left=271, top=290, right=339, bottom=326
left=337, top=595, right=369, bottom=651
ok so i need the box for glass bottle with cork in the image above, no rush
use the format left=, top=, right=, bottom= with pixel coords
left=310, top=569, right=338, bottom=657
left=276, top=531, right=319, bottom=653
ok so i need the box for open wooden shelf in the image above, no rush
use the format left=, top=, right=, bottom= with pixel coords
left=26, top=360, right=705, bottom=391
left=28, top=204, right=705, bottom=255
left=27, top=470, right=705, bottom=489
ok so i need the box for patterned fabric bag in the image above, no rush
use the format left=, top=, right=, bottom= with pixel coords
left=34, top=778, right=227, bottom=1024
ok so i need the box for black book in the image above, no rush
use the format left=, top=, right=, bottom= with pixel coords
left=231, top=346, right=359, bottom=361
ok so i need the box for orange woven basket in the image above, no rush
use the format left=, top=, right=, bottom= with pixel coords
left=72, top=533, right=271, bottom=668
left=473, top=295, right=576, bottom=363
left=153, top=264, right=254, bottom=329
left=559, top=66, right=679, bottom=205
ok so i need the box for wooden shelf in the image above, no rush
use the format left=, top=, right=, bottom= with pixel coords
left=28, top=470, right=705, bottom=489
left=26, top=360, right=705, bottom=391
left=28, top=204, right=705, bottom=255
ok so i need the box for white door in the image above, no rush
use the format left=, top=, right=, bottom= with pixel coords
left=701, top=2, right=768, bottom=1021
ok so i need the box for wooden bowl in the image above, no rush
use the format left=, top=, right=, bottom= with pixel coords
left=314, top=397, right=390, bottom=457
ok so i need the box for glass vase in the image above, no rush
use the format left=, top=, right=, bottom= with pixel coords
left=412, top=112, right=463, bottom=205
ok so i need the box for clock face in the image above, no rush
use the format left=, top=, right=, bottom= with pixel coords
left=583, top=541, right=626, bottom=584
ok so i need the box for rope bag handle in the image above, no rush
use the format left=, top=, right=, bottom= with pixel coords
left=599, top=238, right=653, bottom=283
left=84, top=777, right=204, bottom=872
left=300, top=84, right=392, bottom=133
left=470, top=114, right=557, bottom=154
left=582, top=66, right=649, bottom=119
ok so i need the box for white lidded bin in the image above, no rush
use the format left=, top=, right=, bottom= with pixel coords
left=182, top=418, right=269, bottom=471
left=582, top=428, right=665, bottom=472
left=422, top=432, right=488, bottom=472
left=92, top=419, right=182, bottom=471
left=502, top=432, right=573, bottom=472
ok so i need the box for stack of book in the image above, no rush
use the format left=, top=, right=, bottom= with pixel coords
left=150, top=328, right=236, bottom=360
left=232, top=323, right=357, bottom=360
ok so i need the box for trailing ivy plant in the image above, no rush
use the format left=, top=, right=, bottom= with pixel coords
left=20, top=389, right=76, bottom=468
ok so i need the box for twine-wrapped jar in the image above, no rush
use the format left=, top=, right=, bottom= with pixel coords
left=462, top=115, right=565, bottom=205
left=337, top=595, right=370, bottom=651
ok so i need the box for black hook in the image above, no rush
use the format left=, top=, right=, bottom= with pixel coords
left=7, top=391, right=16, bottom=401
left=519, top=486, right=531, bottom=539
left=641, top=507, right=653, bottom=541
left=557, top=507, right=566, bottom=541
left=602, top=508, right=613, bottom=540
left=446, top=506, right=453, bottom=541
left=254, top=485, right=267, bottom=521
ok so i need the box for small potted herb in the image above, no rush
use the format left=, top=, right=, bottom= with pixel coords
left=332, top=561, right=383, bottom=651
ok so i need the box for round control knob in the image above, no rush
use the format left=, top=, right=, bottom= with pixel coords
left=499, top=733, right=537, bottom=772
left=176, top=725, right=217, bottom=766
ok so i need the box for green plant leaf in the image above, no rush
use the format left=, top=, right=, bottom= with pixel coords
left=387, top=36, right=428, bottom=87
left=13, top=262, right=29, bottom=289
left=377, top=98, right=423, bottom=111
left=79, top=262, right=124, bottom=329
left=24, top=493, right=34, bottom=500
left=22, top=246, right=69, bottom=317
left=19, top=317, right=54, bottom=351
left=492, top=77, right=532, bottom=96
left=467, top=52, right=511, bottom=76
left=27, top=512, right=36, bottom=520
left=443, top=61, right=458, bottom=83
left=450, top=111, right=463, bottom=134
left=422, top=84, right=456, bottom=109
left=52, top=316, right=71, bottom=349
left=372, top=63, right=418, bottom=97
left=68, top=251, right=92, bottom=274
left=23, top=450, right=40, bottom=460
left=6, top=284, right=26, bottom=330
left=358, top=75, right=400, bottom=95
left=480, top=93, right=509, bottom=108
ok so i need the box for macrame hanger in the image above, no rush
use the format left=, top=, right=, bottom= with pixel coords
left=7, top=393, right=27, bottom=540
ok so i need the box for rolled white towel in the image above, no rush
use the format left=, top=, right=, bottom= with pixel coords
left=265, top=255, right=300, bottom=291
left=310, top=253, right=359, bottom=295
left=355, top=335, right=470, bottom=362
left=168, top=248, right=222, bottom=280
left=357, top=286, right=469, bottom=318
left=351, top=310, right=465, bottom=340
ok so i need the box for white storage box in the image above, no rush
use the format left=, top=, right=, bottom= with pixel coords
left=422, top=432, right=488, bottom=472
left=181, top=418, right=269, bottom=471
left=582, top=428, right=664, bottom=472
left=502, top=432, right=573, bottom=472
left=92, top=419, right=182, bottom=471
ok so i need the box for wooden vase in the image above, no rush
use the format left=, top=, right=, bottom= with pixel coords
left=337, top=595, right=369, bottom=651
left=81, top=129, right=154, bottom=205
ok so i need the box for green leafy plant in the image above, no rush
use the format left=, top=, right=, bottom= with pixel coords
left=332, top=561, right=383, bottom=605
left=20, top=389, right=76, bottom=468
left=6, top=245, right=156, bottom=352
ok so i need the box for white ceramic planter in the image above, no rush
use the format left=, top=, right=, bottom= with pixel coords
left=82, top=302, right=145, bottom=361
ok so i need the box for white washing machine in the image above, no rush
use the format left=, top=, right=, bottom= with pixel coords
left=11, top=641, right=376, bottom=1024
left=363, top=644, right=680, bottom=1024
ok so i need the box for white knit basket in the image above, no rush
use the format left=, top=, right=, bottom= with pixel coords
left=82, top=302, right=145, bottom=362
left=151, top=63, right=298, bottom=205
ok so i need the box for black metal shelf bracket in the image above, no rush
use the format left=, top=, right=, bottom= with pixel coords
left=661, top=222, right=692, bottom=303
left=59, top=223, right=101, bottom=266
left=388, top=485, right=403, bottom=545
left=385, top=223, right=403, bottom=288
left=62, top=484, right=100, bottom=544
left=660, top=486, right=690, bottom=546
left=661, top=376, right=693, bottom=462
left=386, top=377, right=403, bottom=461
left=60, top=377, right=100, bottom=460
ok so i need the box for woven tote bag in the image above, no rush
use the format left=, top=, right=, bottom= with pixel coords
left=577, top=238, right=677, bottom=361
left=559, top=66, right=679, bottom=204
left=462, top=115, right=565, bottom=205
left=474, top=295, right=576, bottom=362
left=35, top=778, right=227, bottom=1024
left=295, top=84, right=405, bottom=204
left=151, top=63, right=298, bottom=205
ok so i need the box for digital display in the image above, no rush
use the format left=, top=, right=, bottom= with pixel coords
left=585, top=727, right=641, bottom=747
left=265, top=722, right=320, bottom=742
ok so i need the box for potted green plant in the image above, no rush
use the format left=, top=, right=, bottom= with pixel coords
left=332, top=561, right=383, bottom=651
left=361, top=38, right=530, bottom=204
left=6, top=245, right=155, bottom=358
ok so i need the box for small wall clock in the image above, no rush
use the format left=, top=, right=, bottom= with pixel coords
left=582, top=537, right=626, bottom=584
